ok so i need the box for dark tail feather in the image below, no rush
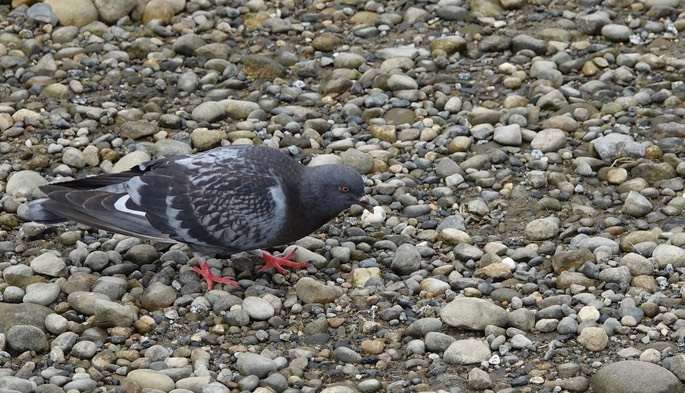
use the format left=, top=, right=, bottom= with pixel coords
left=27, top=191, right=173, bottom=243
left=41, top=170, right=141, bottom=192
left=27, top=199, right=67, bottom=223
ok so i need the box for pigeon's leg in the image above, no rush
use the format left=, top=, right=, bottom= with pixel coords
left=192, top=260, right=239, bottom=290
left=252, top=249, right=309, bottom=274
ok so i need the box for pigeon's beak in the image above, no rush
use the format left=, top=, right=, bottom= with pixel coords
left=358, top=195, right=373, bottom=212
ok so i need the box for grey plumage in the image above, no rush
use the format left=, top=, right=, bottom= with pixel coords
left=28, top=145, right=370, bottom=258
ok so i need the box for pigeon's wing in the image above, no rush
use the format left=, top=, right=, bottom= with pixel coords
left=128, top=146, right=295, bottom=253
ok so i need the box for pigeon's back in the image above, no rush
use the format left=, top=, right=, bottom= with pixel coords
left=135, top=145, right=307, bottom=254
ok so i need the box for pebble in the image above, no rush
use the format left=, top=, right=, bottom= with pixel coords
left=23, top=282, right=60, bottom=306
left=441, top=298, right=508, bottom=330
left=444, top=339, right=492, bottom=365
left=591, top=361, right=683, bottom=392
left=241, top=296, right=275, bottom=320
left=235, top=353, right=277, bottom=378
left=295, top=277, right=343, bottom=304
left=7, top=324, right=47, bottom=353
left=390, top=243, right=421, bottom=275
left=126, top=369, right=175, bottom=391
left=141, top=282, right=177, bottom=311
left=5, top=170, right=48, bottom=198
left=31, top=253, right=67, bottom=277
left=578, top=327, right=609, bottom=351
left=1, top=0, right=685, bottom=390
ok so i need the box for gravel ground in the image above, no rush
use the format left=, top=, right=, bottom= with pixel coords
left=2, top=0, right=685, bottom=392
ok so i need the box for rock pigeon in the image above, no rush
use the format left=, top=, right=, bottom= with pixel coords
left=28, top=144, right=371, bottom=289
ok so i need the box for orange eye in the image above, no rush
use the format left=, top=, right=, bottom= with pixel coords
left=339, top=185, right=350, bottom=192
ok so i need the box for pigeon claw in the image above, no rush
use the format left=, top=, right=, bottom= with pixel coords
left=258, top=250, right=309, bottom=274
left=192, top=262, right=239, bottom=290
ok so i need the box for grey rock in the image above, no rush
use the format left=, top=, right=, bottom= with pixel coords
left=7, top=324, right=47, bottom=353
left=241, top=296, right=275, bottom=321
left=23, top=282, right=60, bottom=306
left=653, top=244, right=685, bottom=268
left=598, top=266, right=631, bottom=284
left=512, top=34, right=548, bottom=54
left=622, top=191, right=653, bottom=217
left=262, top=372, right=288, bottom=392
left=27, top=3, right=58, bottom=25
left=591, top=361, right=682, bottom=393
left=93, top=0, right=137, bottom=23
left=84, top=251, right=109, bottom=272
left=424, top=332, right=456, bottom=352
left=44, top=313, right=68, bottom=335
left=61, top=147, right=86, bottom=168
left=493, top=124, right=522, bottom=146
left=71, top=340, right=98, bottom=359
left=531, top=128, right=566, bottom=152
left=508, top=308, right=535, bottom=331
left=669, top=354, right=685, bottom=381
left=577, top=11, right=610, bottom=35
left=295, top=277, right=343, bottom=305
left=592, top=133, right=644, bottom=161
left=557, top=316, right=578, bottom=335
left=112, top=151, right=151, bottom=173
left=31, top=253, right=68, bottom=277
left=92, top=276, right=128, bottom=301
left=333, top=346, right=362, bottom=364
left=67, top=291, right=110, bottom=315
left=173, top=33, right=206, bottom=56
left=357, top=379, right=382, bottom=393
left=120, top=120, right=159, bottom=140
left=406, top=318, right=443, bottom=337
left=237, top=375, right=260, bottom=391
left=468, top=367, right=494, bottom=390
left=141, top=282, right=177, bottom=312
left=126, top=369, right=175, bottom=391
left=525, top=218, right=559, bottom=241
left=386, top=74, right=418, bottom=90
left=178, top=72, right=199, bottom=92
left=444, top=339, right=492, bottom=365
left=441, top=298, right=508, bottom=330
left=340, top=148, right=374, bottom=174
left=0, top=302, right=52, bottom=333
left=235, top=352, right=277, bottom=378
left=601, top=24, right=631, bottom=42
left=0, top=376, right=33, bottom=393
left=51, top=331, right=78, bottom=352
left=191, top=101, right=227, bottom=123
left=94, top=300, right=137, bottom=328
left=391, top=243, right=421, bottom=275
left=511, top=334, right=533, bottom=349
left=6, top=170, right=48, bottom=198
left=4, top=286, right=23, bottom=303
left=63, top=378, right=97, bottom=391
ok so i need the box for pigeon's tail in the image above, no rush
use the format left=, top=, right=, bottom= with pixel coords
left=27, top=186, right=173, bottom=244
left=27, top=200, right=67, bottom=223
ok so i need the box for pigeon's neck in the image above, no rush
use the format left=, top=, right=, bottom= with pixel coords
left=268, top=167, right=330, bottom=245
left=298, top=169, right=333, bottom=222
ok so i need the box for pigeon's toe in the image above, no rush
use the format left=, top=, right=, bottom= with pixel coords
left=257, top=250, right=309, bottom=274
left=192, top=262, right=239, bottom=290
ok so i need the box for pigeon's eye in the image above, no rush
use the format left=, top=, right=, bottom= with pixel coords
left=339, top=185, right=350, bottom=193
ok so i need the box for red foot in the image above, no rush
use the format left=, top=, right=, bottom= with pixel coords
left=192, top=262, right=239, bottom=290
left=256, top=250, right=309, bottom=274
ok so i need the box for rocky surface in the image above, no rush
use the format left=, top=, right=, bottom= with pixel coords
left=1, top=0, right=685, bottom=392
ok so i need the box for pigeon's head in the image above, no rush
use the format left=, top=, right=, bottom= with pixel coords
left=309, top=164, right=371, bottom=213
